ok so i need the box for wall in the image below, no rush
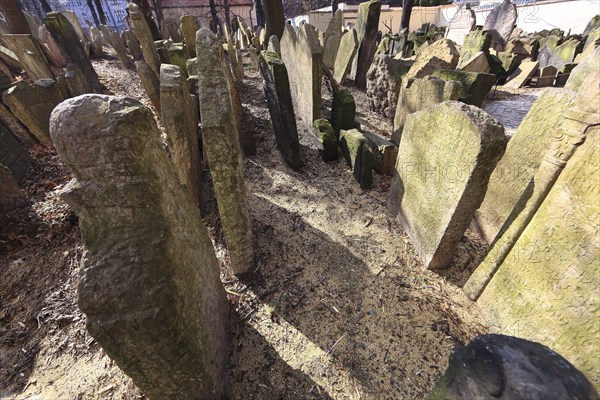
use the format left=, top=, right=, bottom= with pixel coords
left=162, top=5, right=256, bottom=31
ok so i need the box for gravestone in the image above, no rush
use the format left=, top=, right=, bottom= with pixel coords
left=331, top=88, right=356, bottom=136
left=110, top=31, right=131, bottom=68
left=129, top=3, right=161, bottom=75
left=3, top=79, right=65, bottom=147
left=259, top=51, right=304, bottom=170
left=180, top=16, right=198, bottom=58
left=60, top=10, right=89, bottom=46
left=2, top=34, right=53, bottom=80
left=459, top=51, right=491, bottom=73
left=124, top=29, right=143, bottom=61
left=432, top=70, right=496, bottom=107
left=313, top=119, right=338, bottom=161
left=349, top=0, right=381, bottom=89
left=405, top=39, right=459, bottom=80
left=535, top=65, right=557, bottom=87
left=160, top=64, right=202, bottom=208
left=267, top=35, right=281, bottom=56
left=323, top=9, right=343, bottom=70
left=166, top=43, right=188, bottom=74
left=0, top=121, right=31, bottom=184
left=0, top=101, right=36, bottom=148
left=366, top=55, right=411, bottom=119
left=504, top=59, right=539, bottom=88
left=196, top=28, right=253, bottom=275
left=333, top=29, right=358, bottom=85
left=90, top=27, right=104, bottom=55
left=392, top=77, right=461, bottom=145
left=388, top=101, right=506, bottom=269
left=445, top=6, right=476, bottom=46
left=65, top=63, right=91, bottom=97
left=44, top=12, right=103, bottom=92
left=135, top=60, right=161, bottom=111
left=280, top=24, right=322, bottom=128
left=50, top=94, right=229, bottom=399
left=565, top=46, right=600, bottom=91
left=583, top=14, right=600, bottom=36
left=540, top=38, right=583, bottom=69
left=339, top=128, right=374, bottom=189
left=362, top=131, right=397, bottom=176
left=457, top=30, right=492, bottom=67
left=483, top=0, right=518, bottom=51
left=0, top=163, right=25, bottom=214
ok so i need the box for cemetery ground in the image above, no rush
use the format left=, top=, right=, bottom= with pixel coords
left=3, top=51, right=543, bottom=400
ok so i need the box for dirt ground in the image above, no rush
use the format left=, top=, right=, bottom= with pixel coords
left=1, top=51, right=493, bottom=399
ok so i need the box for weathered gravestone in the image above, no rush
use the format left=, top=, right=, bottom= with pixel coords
left=538, top=38, right=583, bottom=70
left=565, top=46, right=600, bottom=92
left=180, top=15, right=198, bottom=58
left=532, top=65, right=557, bottom=87
left=349, top=0, right=381, bottom=89
left=583, top=14, right=600, bottom=36
left=405, top=39, right=459, bottom=80
left=124, top=29, right=143, bottom=61
left=331, top=88, right=357, bottom=136
left=0, top=163, right=25, bottom=214
left=65, top=63, right=91, bottom=97
left=3, top=79, right=65, bottom=148
left=60, top=10, right=89, bottom=46
left=50, top=94, right=229, bottom=399
left=459, top=51, right=491, bottom=73
left=259, top=51, right=304, bottom=170
left=366, top=55, right=411, bottom=119
left=109, top=30, right=131, bottom=68
left=197, top=28, right=253, bottom=275
left=0, top=100, right=36, bottom=148
left=340, top=128, right=374, bottom=189
left=90, top=27, right=104, bottom=56
left=483, top=0, right=517, bottom=51
left=2, top=34, right=53, bottom=81
left=44, top=13, right=103, bottom=92
left=129, top=3, right=161, bottom=75
left=313, top=119, right=338, bottom=161
left=504, top=59, right=539, bottom=88
left=444, top=5, right=476, bottom=46
left=432, top=70, right=496, bottom=107
left=280, top=24, right=322, bottom=128
left=333, top=28, right=358, bottom=85
left=388, top=101, right=506, bottom=269
left=323, top=9, right=343, bottom=70
left=160, top=64, right=202, bottom=208
left=392, top=77, right=461, bottom=145
left=362, top=130, right=397, bottom=176
left=267, top=35, right=281, bottom=56
left=135, top=60, right=161, bottom=111
left=166, top=43, right=188, bottom=74
left=0, top=121, right=31, bottom=184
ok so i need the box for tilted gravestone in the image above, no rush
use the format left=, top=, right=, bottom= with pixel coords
left=65, top=63, right=91, bottom=97
left=323, top=9, right=343, bottom=70
left=444, top=6, right=476, bottom=46
left=129, top=3, right=161, bottom=75
left=482, top=0, right=517, bottom=51
left=313, top=119, right=338, bottom=161
left=180, top=15, right=198, bottom=58
left=0, top=121, right=31, bottom=184
left=124, top=29, right=143, bottom=61
left=405, top=39, right=459, bottom=80
left=504, top=59, right=539, bottom=89
left=349, top=0, right=381, bottom=89
left=160, top=64, right=202, bottom=208
left=259, top=50, right=304, bottom=170
left=0, top=101, right=36, bottom=148
left=0, top=163, right=25, bottom=214
left=50, top=94, right=229, bottom=399
left=565, top=46, right=600, bottom=92
left=388, top=101, right=506, bottom=269
left=109, top=30, right=131, bottom=68
left=135, top=60, right=161, bottom=111
left=2, top=34, right=53, bottom=81
left=457, top=30, right=491, bottom=70
left=333, top=28, right=358, bottom=85
left=196, top=28, right=253, bottom=275
left=267, top=34, right=281, bottom=56
left=331, top=88, right=356, bottom=136
left=432, top=70, right=496, bottom=107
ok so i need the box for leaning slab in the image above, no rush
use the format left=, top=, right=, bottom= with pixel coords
left=445, top=6, right=476, bottom=46
left=135, top=60, right=161, bottom=111
left=129, top=3, right=161, bottom=75
left=405, top=39, right=459, bottom=80
left=50, top=94, right=229, bottom=399
left=565, top=46, right=600, bottom=92
left=65, top=63, right=91, bottom=97
left=2, top=34, right=53, bottom=80
left=388, top=101, right=506, bottom=269
left=482, top=0, right=517, bottom=51
left=323, top=9, right=343, bottom=70
left=180, top=16, right=198, bottom=58
left=0, top=101, right=37, bottom=147
left=0, top=163, right=25, bottom=214
left=0, top=121, right=31, bottom=183
left=504, top=59, right=539, bottom=89
left=333, top=29, right=358, bottom=85
left=432, top=70, right=495, bottom=107
left=197, top=28, right=253, bottom=275
left=349, top=0, right=381, bottom=89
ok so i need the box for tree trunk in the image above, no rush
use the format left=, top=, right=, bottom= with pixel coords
left=132, top=0, right=162, bottom=39
left=86, top=0, right=101, bottom=26
left=331, top=0, right=338, bottom=15
left=400, top=0, right=413, bottom=31
left=224, top=0, right=231, bottom=30
left=0, top=0, right=32, bottom=34
left=208, top=0, right=221, bottom=33
left=151, top=0, right=163, bottom=29
left=254, top=0, right=265, bottom=28
left=93, top=0, right=108, bottom=25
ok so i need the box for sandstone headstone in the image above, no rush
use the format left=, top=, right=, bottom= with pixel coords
left=166, top=43, right=188, bottom=74
left=504, top=59, right=539, bottom=88
left=534, top=65, right=557, bottom=87
left=0, top=44, right=22, bottom=71
left=340, top=128, right=374, bottom=189
left=0, top=121, right=31, bottom=184
left=50, top=94, right=229, bottom=399
left=313, top=119, right=338, bottom=161
left=60, top=10, right=89, bottom=46
left=259, top=51, right=304, bottom=170
left=565, top=46, right=600, bottom=91
left=483, top=0, right=518, bottom=51
left=124, top=29, right=143, bottom=61
left=135, top=60, right=161, bottom=111
left=540, top=38, right=583, bottom=69
left=110, top=30, right=131, bottom=68
left=366, top=55, right=411, bottom=119
left=457, top=31, right=492, bottom=69
left=2, top=34, right=53, bottom=81
left=583, top=14, right=600, bottom=36
left=65, top=63, right=91, bottom=97
left=90, top=27, right=104, bottom=55
left=331, top=88, right=356, bottom=136
left=180, top=15, right=198, bottom=58
left=459, top=51, right=491, bottom=73
left=0, top=102, right=36, bottom=148
left=445, top=6, right=476, bottom=46
left=0, top=163, right=25, bottom=214
left=392, top=77, right=461, bottom=145
left=196, top=28, right=253, bottom=275
left=323, top=9, right=343, bottom=70
left=432, top=70, right=496, bottom=107
left=129, top=3, right=161, bottom=75
left=388, top=101, right=506, bottom=269
left=362, top=130, right=397, bottom=176
left=349, top=0, right=381, bottom=89
left=405, top=39, right=459, bottom=80
left=333, top=29, right=358, bottom=85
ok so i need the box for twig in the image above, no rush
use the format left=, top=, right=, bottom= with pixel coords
left=326, top=333, right=347, bottom=356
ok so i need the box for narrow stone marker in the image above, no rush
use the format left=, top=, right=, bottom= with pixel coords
left=259, top=50, right=304, bottom=170
left=333, top=28, right=358, bottom=85
left=331, top=88, right=357, bottom=136
left=388, top=101, right=506, bottom=270
left=340, top=128, right=374, bottom=189
left=180, top=15, right=198, bottom=58
left=313, top=118, right=338, bottom=161
left=350, top=0, right=381, bottom=89
left=65, top=63, right=91, bottom=97
left=128, top=3, right=161, bottom=75
left=0, top=163, right=25, bottom=214
left=50, top=94, right=229, bottom=399
left=2, top=34, right=53, bottom=80
left=44, top=12, right=103, bottom=92
left=135, top=60, right=161, bottom=111
left=197, top=28, right=253, bottom=275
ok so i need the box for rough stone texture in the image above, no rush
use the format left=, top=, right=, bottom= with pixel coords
left=459, top=51, right=491, bottom=73
left=323, top=9, right=343, bottom=70
left=2, top=34, right=53, bottom=80
left=264, top=0, right=285, bottom=40
left=349, top=0, right=381, bottom=89
left=135, top=60, right=161, bottom=111
left=482, top=0, right=517, bottom=51
left=539, top=38, right=583, bottom=69
left=0, top=121, right=31, bottom=184
left=430, top=334, right=599, bottom=400
left=44, top=12, right=102, bottom=92
left=124, top=29, right=143, bottom=61
left=267, top=35, right=281, bottom=56
left=583, top=14, right=600, bottom=36
left=388, top=101, right=506, bottom=269
left=405, top=39, right=459, bottom=80
left=366, top=55, right=411, bottom=119
left=392, top=77, right=461, bottom=145
left=504, top=59, right=539, bottom=88
left=196, top=28, right=253, bottom=275
left=331, top=88, right=356, bottom=136
left=532, top=65, right=557, bottom=87
left=312, top=118, right=338, bottom=161
left=0, top=101, right=36, bottom=148
left=109, top=30, right=131, bottom=68
left=259, top=51, right=304, bottom=170
left=583, top=27, right=600, bottom=53
left=475, top=121, right=599, bottom=389
left=565, top=46, right=600, bottom=92
left=186, top=57, right=197, bottom=77
left=444, top=6, right=476, bottom=46
left=333, top=29, right=358, bottom=85
left=166, top=43, right=188, bottom=74
left=49, top=94, right=229, bottom=399
left=180, top=15, right=198, bottom=58
left=129, top=3, right=161, bottom=75
left=432, top=70, right=496, bottom=107
left=60, top=10, right=89, bottom=46
left=3, top=79, right=65, bottom=147
left=160, top=64, right=202, bottom=208
left=339, top=128, right=374, bottom=189
left=90, top=27, right=104, bottom=56
left=0, top=44, right=22, bottom=71
left=362, top=130, right=396, bottom=176
left=65, top=63, right=91, bottom=97
left=473, top=89, right=576, bottom=244
left=280, top=24, right=322, bottom=128
left=458, top=31, right=492, bottom=69
left=0, top=163, right=25, bottom=214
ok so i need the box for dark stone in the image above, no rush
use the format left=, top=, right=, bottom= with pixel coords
left=339, top=128, right=374, bottom=189
left=432, top=70, right=496, bottom=107
left=350, top=0, right=382, bottom=90
left=312, top=118, right=338, bottom=161
left=0, top=120, right=31, bottom=184
left=331, top=88, right=356, bottom=136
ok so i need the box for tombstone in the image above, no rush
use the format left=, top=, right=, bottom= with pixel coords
left=124, top=29, right=143, bottom=61
left=349, top=0, right=382, bottom=89
left=263, top=0, right=285, bottom=40
left=40, top=26, right=66, bottom=68
left=323, top=9, right=343, bottom=70
left=388, top=101, right=506, bottom=269
left=432, top=70, right=496, bottom=107
left=0, top=163, right=25, bottom=214
left=504, top=59, right=539, bottom=88
left=2, top=34, right=53, bottom=80
left=161, top=20, right=181, bottom=42
left=0, top=121, right=31, bottom=184
left=583, top=27, right=600, bottom=53
left=196, top=28, right=253, bottom=275
left=166, top=43, right=188, bottom=74
left=366, top=55, right=411, bottom=119
left=258, top=51, right=304, bottom=170
left=235, top=48, right=244, bottom=79
left=3, top=79, right=65, bottom=148
left=180, top=15, right=198, bottom=58
left=109, top=31, right=131, bottom=68
left=565, top=46, right=600, bottom=92
left=313, top=119, right=338, bottom=161
left=267, top=35, right=281, bottom=56
left=221, top=57, right=254, bottom=156
left=445, top=5, right=476, bottom=46
left=392, top=77, right=461, bottom=145
left=45, top=13, right=103, bottom=92
left=534, top=65, right=557, bottom=87
left=339, top=128, right=374, bottom=189
left=582, top=14, right=600, bottom=36
left=457, top=31, right=491, bottom=70
left=459, top=51, right=491, bottom=73
left=90, top=27, right=104, bottom=56
left=227, top=37, right=242, bottom=85
left=333, top=29, right=358, bottom=85
left=65, top=63, right=91, bottom=97
left=431, top=335, right=598, bottom=399
left=49, top=94, right=229, bottom=399
left=362, top=131, right=397, bottom=176
left=0, top=102, right=36, bottom=148
left=405, top=39, right=459, bottom=80
left=60, top=10, right=90, bottom=46
left=129, top=3, right=161, bottom=75
left=539, top=38, right=583, bottom=70
left=135, top=61, right=161, bottom=111
left=483, top=0, right=518, bottom=51
left=0, top=0, right=31, bottom=34
left=331, top=88, right=356, bottom=136
left=280, top=24, right=322, bottom=128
